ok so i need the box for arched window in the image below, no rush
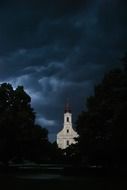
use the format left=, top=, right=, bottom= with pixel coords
left=67, top=117, right=69, bottom=122
left=67, top=129, right=69, bottom=133
left=67, top=140, right=69, bottom=146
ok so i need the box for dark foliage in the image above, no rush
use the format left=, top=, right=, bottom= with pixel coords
left=0, top=83, right=50, bottom=164
left=76, top=54, right=127, bottom=167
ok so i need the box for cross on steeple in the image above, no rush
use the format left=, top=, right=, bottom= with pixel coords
left=64, top=99, right=71, bottom=113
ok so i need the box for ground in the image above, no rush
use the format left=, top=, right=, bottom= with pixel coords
left=0, top=164, right=127, bottom=190
left=0, top=175, right=127, bottom=190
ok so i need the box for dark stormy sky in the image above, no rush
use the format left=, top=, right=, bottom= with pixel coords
left=0, top=0, right=127, bottom=141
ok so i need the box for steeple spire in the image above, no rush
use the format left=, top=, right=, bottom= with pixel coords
left=64, top=100, right=71, bottom=113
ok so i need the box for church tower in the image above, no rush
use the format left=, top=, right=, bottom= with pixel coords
left=57, top=102, right=78, bottom=149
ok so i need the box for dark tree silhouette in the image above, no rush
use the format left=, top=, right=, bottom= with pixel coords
left=0, top=83, right=50, bottom=164
left=76, top=55, right=127, bottom=167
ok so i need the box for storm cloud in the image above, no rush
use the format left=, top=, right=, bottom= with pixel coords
left=0, top=0, right=127, bottom=141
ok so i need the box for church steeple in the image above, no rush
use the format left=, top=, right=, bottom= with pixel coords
left=64, top=102, right=72, bottom=126
left=57, top=101, right=78, bottom=149
left=64, top=101, right=71, bottom=113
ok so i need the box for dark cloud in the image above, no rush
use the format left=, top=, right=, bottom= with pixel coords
left=0, top=0, right=127, bottom=141
left=0, top=0, right=90, bottom=54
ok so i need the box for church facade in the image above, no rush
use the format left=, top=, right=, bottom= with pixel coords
left=57, top=103, right=78, bottom=149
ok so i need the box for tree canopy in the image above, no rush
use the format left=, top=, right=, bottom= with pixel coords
left=0, top=83, right=50, bottom=164
left=76, top=56, right=127, bottom=167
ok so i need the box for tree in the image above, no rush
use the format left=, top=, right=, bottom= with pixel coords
left=48, top=141, right=64, bottom=163
left=76, top=57, right=127, bottom=167
left=0, top=83, right=49, bottom=164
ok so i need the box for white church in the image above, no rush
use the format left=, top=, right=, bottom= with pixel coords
left=57, top=103, right=78, bottom=149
